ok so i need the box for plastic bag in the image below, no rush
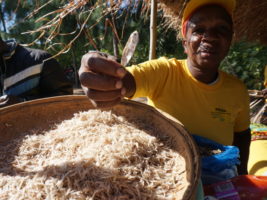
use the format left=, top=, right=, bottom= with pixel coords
left=204, top=175, right=267, bottom=200
left=193, top=135, right=240, bottom=185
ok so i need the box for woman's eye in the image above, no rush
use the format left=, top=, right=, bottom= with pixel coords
left=193, top=28, right=205, bottom=34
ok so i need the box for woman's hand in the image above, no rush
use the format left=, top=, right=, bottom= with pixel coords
left=79, top=52, right=135, bottom=108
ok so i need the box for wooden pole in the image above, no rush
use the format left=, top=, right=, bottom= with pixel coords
left=149, top=0, right=157, bottom=60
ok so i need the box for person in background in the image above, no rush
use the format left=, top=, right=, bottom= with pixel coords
left=0, top=37, right=73, bottom=108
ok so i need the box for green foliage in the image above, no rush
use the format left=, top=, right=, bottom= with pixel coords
left=157, top=27, right=186, bottom=60
left=1, top=0, right=267, bottom=90
left=221, top=42, right=267, bottom=90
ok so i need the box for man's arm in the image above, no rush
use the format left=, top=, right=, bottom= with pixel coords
left=233, top=128, right=251, bottom=175
left=79, top=52, right=136, bottom=107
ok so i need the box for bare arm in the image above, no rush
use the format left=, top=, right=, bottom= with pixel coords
left=233, top=128, right=251, bottom=175
left=79, top=52, right=136, bottom=107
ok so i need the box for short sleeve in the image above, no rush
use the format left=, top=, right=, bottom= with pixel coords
left=126, top=57, right=171, bottom=99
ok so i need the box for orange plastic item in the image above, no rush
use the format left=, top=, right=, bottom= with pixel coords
left=204, top=175, right=267, bottom=200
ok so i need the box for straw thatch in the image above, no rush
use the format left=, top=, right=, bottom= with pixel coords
left=159, top=0, right=267, bottom=45
left=20, top=0, right=267, bottom=54
left=20, top=0, right=149, bottom=57
left=234, top=0, right=267, bottom=45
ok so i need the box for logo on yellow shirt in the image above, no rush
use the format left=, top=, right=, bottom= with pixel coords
left=211, top=108, right=231, bottom=122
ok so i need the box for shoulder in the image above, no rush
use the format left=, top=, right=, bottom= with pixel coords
left=11, top=45, right=51, bottom=62
left=133, top=57, right=184, bottom=70
left=127, top=57, right=186, bottom=78
left=24, top=47, right=51, bottom=61
left=146, top=57, right=183, bottom=65
left=221, top=71, right=248, bottom=94
left=221, top=71, right=244, bottom=85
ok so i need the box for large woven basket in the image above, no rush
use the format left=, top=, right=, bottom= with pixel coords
left=0, top=95, right=200, bottom=200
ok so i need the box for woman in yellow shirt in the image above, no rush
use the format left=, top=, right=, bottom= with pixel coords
left=79, top=1, right=252, bottom=198
left=79, top=0, right=250, bottom=175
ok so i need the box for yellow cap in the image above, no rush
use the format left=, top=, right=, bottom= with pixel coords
left=181, top=0, right=236, bottom=37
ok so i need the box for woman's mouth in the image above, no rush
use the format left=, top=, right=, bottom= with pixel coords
left=201, top=51, right=214, bottom=57
left=199, top=49, right=217, bottom=58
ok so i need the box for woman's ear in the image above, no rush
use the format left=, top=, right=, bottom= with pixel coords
left=182, top=39, right=188, bottom=54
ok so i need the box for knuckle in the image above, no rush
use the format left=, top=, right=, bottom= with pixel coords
left=81, top=53, right=91, bottom=65
left=86, top=89, right=95, bottom=99
left=79, top=72, right=88, bottom=84
left=87, top=56, right=96, bottom=68
left=81, top=53, right=98, bottom=70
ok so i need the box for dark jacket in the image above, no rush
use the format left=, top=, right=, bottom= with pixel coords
left=0, top=40, right=73, bottom=100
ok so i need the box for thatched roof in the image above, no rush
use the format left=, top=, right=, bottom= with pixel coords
left=159, top=0, right=267, bottom=45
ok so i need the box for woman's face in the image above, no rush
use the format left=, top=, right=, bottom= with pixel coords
left=183, top=5, right=233, bottom=70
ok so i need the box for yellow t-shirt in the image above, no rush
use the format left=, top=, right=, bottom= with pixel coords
left=127, top=57, right=250, bottom=145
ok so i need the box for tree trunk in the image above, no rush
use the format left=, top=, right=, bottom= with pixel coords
left=149, top=0, right=157, bottom=60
